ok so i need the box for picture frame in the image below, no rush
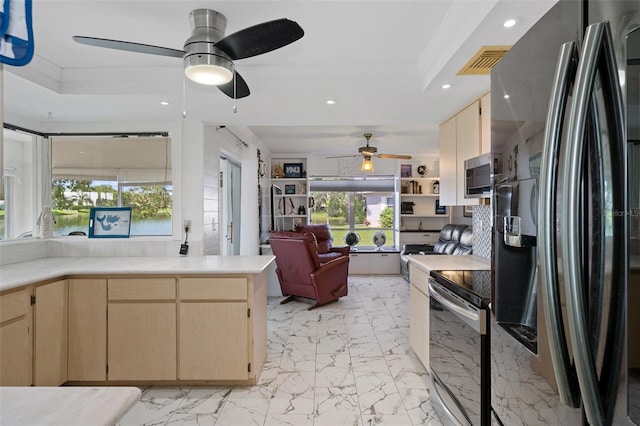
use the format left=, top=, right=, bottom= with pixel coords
left=435, top=200, right=447, bottom=215
left=401, top=164, right=412, bottom=178
left=283, top=162, right=303, bottom=178
left=88, top=207, right=132, bottom=238
left=285, top=184, right=296, bottom=194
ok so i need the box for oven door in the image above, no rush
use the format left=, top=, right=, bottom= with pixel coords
left=428, top=278, right=487, bottom=426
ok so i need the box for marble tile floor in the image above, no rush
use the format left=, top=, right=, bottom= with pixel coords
left=117, top=275, right=442, bottom=426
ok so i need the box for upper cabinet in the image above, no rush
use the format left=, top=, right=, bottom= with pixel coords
left=438, top=93, right=491, bottom=206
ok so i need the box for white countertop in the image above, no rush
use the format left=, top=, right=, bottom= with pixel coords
left=0, top=256, right=275, bottom=292
left=0, top=386, right=141, bottom=426
left=408, top=254, right=490, bottom=273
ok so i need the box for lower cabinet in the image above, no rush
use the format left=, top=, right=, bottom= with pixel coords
left=348, top=252, right=400, bottom=275
left=107, top=278, right=177, bottom=381
left=178, top=277, right=249, bottom=380
left=0, top=271, right=267, bottom=386
left=409, top=264, right=431, bottom=369
left=33, top=280, right=68, bottom=386
left=0, top=288, right=32, bottom=386
left=68, top=279, right=107, bottom=381
left=179, top=302, right=248, bottom=380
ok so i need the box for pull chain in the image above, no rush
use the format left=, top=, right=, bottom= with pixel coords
left=182, top=74, right=187, bottom=118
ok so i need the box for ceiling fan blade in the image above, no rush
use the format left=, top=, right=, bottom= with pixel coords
left=377, top=154, right=413, bottom=160
left=326, top=155, right=360, bottom=158
left=215, top=18, right=304, bottom=60
left=217, top=71, right=250, bottom=99
left=72, top=36, right=185, bottom=58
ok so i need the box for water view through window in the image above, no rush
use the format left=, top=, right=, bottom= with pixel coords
left=51, top=180, right=172, bottom=236
left=51, top=136, right=173, bottom=236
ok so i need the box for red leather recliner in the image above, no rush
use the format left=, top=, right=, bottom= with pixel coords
left=269, top=231, right=349, bottom=310
left=294, top=224, right=350, bottom=263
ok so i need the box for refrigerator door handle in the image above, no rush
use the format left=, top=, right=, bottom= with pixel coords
left=562, top=21, right=626, bottom=426
left=539, top=40, right=580, bottom=408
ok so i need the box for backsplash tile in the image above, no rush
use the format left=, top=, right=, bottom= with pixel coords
left=472, top=205, right=491, bottom=260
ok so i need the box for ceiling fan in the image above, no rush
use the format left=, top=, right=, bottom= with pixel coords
left=72, top=9, right=304, bottom=99
left=328, top=133, right=412, bottom=172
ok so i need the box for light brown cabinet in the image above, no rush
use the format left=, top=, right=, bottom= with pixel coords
left=409, top=264, right=431, bottom=368
left=178, top=277, right=249, bottom=380
left=438, top=93, right=491, bottom=206
left=33, top=280, right=68, bottom=386
left=68, top=279, right=107, bottom=381
left=0, top=288, right=32, bottom=386
left=107, top=278, right=177, bottom=381
left=0, top=269, right=268, bottom=386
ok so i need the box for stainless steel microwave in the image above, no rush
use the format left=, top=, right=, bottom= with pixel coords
left=464, top=153, right=502, bottom=199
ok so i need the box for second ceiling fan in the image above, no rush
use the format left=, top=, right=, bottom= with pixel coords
left=73, top=9, right=304, bottom=99
left=328, top=133, right=412, bottom=172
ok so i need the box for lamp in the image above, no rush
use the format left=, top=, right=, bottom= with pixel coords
left=361, top=155, right=374, bottom=172
left=184, top=53, right=234, bottom=85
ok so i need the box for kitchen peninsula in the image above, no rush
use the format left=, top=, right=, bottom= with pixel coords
left=0, top=256, right=274, bottom=387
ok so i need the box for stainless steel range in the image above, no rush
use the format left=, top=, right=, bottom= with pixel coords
left=428, top=269, right=491, bottom=425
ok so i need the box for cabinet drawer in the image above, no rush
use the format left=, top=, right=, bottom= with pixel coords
left=179, top=278, right=248, bottom=300
left=409, top=264, right=430, bottom=296
left=400, top=232, right=439, bottom=245
left=108, top=278, right=176, bottom=301
left=1, top=289, right=30, bottom=323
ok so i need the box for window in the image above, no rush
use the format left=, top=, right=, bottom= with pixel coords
left=309, top=176, right=397, bottom=249
left=51, top=136, right=172, bottom=236
left=1, top=128, right=38, bottom=239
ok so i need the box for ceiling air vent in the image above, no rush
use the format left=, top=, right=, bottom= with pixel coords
left=457, top=46, right=511, bottom=75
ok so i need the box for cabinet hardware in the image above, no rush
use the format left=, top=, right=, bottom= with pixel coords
left=30, top=295, right=36, bottom=305
left=247, top=308, right=251, bottom=318
left=248, top=363, right=251, bottom=373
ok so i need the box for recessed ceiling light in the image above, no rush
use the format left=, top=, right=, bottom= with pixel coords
left=160, top=101, right=170, bottom=106
left=326, top=99, right=337, bottom=105
left=503, top=19, right=517, bottom=28
left=503, top=94, right=510, bottom=99
left=441, top=84, right=451, bottom=89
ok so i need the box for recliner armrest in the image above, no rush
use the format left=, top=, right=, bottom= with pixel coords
left=329, top=246, right=350, bottom=256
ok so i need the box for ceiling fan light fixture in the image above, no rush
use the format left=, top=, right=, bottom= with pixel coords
left=361, top=156, right=374, bottom=172
left=184, top=54, right=233, bottom=85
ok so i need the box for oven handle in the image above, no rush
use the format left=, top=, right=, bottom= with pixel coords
left=428, top=280, right=479, bottom=325
left=429, top=371, right=470, bottom=426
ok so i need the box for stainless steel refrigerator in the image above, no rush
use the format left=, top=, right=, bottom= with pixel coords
left=491, top=0, right=640, bottom=424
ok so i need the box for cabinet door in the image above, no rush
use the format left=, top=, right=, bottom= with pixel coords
left=108, top=303, right=177, bottom=380
left=348, top=253, right=370, bottom=275
left=68, top=279, right=107, bottom=381
left=0, top=289, right=32, bottom=386
left=409, top=284, right=424, bottom=361
left=409, top=285, right=430, bottom=369
left=179, top=302, right=249, bottom=380
left=419, top=289, right=430, bottom=368
left=438, top=117, right=457, bottom=206
left=480, top=92, right=491, bottom=154
left=455, top=101, right=481, bottom=206
left=369, top=253, right=400, bottom=275
left=34, top=280, right=68, bottom=386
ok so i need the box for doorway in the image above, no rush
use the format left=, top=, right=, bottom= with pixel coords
left=220, top=156, right=241, bottom=255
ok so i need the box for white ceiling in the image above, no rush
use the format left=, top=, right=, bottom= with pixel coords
left=3, top=0, right=557, bottom=157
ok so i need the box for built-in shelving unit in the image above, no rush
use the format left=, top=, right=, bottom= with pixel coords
left=270, top=157, right=309, bottom=231
left=399, top=177, right=450, bottom=232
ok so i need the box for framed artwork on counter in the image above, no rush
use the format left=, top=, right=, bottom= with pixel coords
left=88, top=207, right=132, bottom=238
